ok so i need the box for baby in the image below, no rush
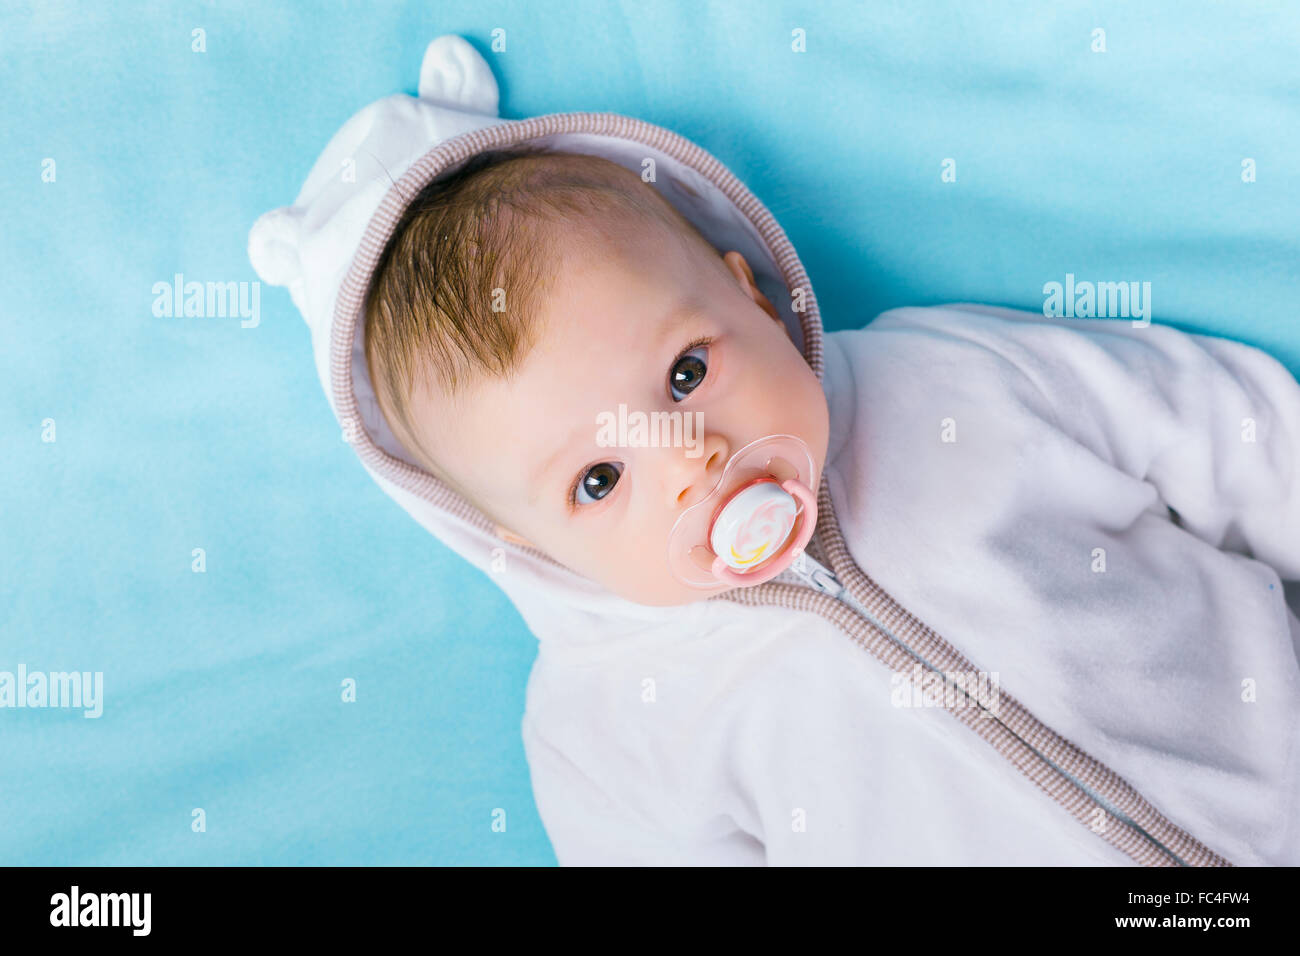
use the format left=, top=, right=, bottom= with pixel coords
left=363, top=147, right=830, bottom=606
left=250, top=35, right=1300, bottom=865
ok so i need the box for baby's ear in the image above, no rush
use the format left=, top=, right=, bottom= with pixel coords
left=494, top=522, right=537, bottom=549
left=723, top=251, right=782, bottom=325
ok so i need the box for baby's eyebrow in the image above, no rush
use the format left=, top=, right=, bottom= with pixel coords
left=655, top=299, right=707, bottom=350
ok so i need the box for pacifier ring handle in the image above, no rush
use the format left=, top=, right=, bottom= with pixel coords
left=708, top=479, right=818, bottom=588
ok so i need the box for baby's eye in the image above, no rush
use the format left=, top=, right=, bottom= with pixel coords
left=572, top=461, right=623, bottom=506
left=669, top=344, right=710, bottom=402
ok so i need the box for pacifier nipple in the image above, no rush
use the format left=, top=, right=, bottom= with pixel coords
left=666, top=434, right=818, bottom=589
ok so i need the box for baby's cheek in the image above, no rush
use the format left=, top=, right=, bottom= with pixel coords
left=592, top=526, right=685, bottom=605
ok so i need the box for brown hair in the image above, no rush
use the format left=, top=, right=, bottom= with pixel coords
left=362, top=146, right=721, bottom=480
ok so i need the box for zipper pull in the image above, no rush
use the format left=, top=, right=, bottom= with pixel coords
left=786, top=549, right=845, bottom=598
left=786, top=547, right=886, bottom=633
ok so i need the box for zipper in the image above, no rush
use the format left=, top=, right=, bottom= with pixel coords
left=785, top=549, right=965, bottom=702
left=780, top=543, right=1207, bottom=866
left=786, top=549, right=937, bottom=673
left=786, top=549, right=876, bottom=625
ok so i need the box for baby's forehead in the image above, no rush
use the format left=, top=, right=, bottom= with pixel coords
left=545, top=205, right=710, bottom=296
left=529, top=263, right=693, bottom=369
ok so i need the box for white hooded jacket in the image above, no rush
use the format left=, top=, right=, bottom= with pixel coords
left=249, top=36, right=1300, bottom=866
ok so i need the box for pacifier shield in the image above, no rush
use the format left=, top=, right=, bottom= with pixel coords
left=666, top=433, right=818, bottom=589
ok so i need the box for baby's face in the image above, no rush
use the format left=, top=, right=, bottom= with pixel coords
left=411, top=223, right=829, bottom=605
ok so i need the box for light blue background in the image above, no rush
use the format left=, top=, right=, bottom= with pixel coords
left=2, top=1, right=1297, bottom=865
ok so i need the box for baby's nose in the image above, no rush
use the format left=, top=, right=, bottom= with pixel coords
left=665, top=435, right=729, bottom=510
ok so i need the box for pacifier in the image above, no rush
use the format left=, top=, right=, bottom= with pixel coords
left=666, top=434, right=818, bottom=589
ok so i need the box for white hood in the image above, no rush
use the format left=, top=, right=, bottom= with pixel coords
left=247, top=35, right=826, bottom=648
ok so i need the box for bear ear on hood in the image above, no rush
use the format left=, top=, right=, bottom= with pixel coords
left=247, top=205, right=304, bottom=288
left=418, top=34, right=499, bottom=115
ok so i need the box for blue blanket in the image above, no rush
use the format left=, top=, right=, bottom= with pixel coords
left=1, top=0, right=1296, bottom=864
